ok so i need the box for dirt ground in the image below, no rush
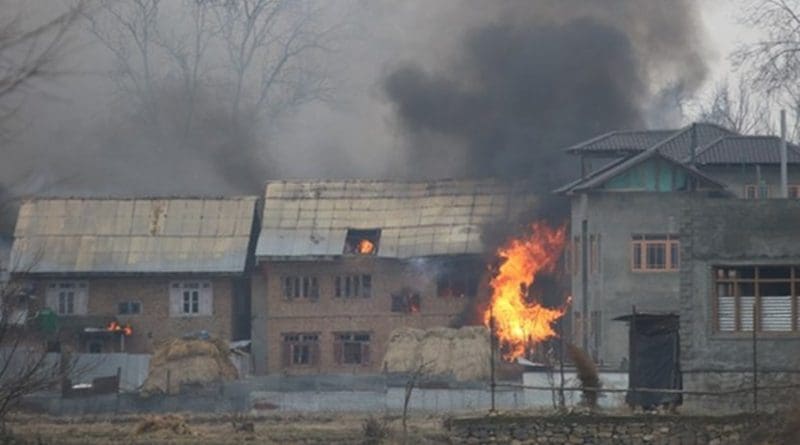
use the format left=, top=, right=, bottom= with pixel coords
left=3, top=412, right=453, bottom=445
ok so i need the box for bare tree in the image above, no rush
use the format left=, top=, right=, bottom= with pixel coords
left=84, top=0, right=163, bottom=125
left=0, top=1, right=84, bottom=135
left=734, top=0, right=800, bottom=139
left=213, top=0, right=341, bottom=130
left=697, top=80, right=773, bottom=135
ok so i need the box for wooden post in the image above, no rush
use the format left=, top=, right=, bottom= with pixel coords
left=489, top=305, right=496, bottom=414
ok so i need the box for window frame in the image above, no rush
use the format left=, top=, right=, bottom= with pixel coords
left=334, top=274, right=372, bottom=298
left=169, top=281, right=213, bottom=317
left=281, top=275, right=320, bottom=301
left=117, top=300, right=142, bottom=315
left=46, top=281, right=88, bottom=316
left=631, top=235, right=679, bottom=272
left=282, top=332, right=320, bottom=367
left=333, top=331, right=371, bottom=366
left=712, top=265, right=800, bottom=336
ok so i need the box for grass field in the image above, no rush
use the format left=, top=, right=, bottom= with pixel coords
left=3, top=412, right=453, bottom=445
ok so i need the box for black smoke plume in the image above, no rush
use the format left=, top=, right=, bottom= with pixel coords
left=384, top=0, right=708, bottom=194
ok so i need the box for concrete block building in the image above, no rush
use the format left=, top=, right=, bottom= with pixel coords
left=679, top=198, right=800, bottom=410
left=9, top=197, right=258, bottom=353
left=250, top=179, right=537, bottom=375
left=557, top=123, right=800, bottom=368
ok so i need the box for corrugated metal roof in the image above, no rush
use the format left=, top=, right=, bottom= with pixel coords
left=564, top=129, right=678, bottom=154
left=656, top=123, right=738, bottom=161
left=11, top=197, right=257, bottom=274
left=694, top=136, right=800, bottom=165
left=255, top=179, right=537, bottom=259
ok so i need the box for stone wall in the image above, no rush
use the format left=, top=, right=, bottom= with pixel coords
left=447, top=413, right=783, bottom=445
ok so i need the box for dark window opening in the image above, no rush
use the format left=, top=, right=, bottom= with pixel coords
left=335, top=274, right=372, bottom=298
left=334, top=332, right=370, bottom=365
left=118, top=301, right=141, bottom=315
left=391, top=290, right=421, bottom=313
left=88, top=341, right=103, bottom=354
left=436, top=260, right=482, bottom=297
left=344, top=229, right=381, bottom=255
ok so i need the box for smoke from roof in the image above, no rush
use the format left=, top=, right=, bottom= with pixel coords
left=383, top=0, right=709, bottom=191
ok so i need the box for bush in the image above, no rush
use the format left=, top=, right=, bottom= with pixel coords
left=361, top=416, right=390, bottom=445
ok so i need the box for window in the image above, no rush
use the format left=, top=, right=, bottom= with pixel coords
left=343, top=229, right=381, bottom=255
left=334, top=332, right=370, bottom=365
left=88, top=341, right=103, bottom=354
left=788, top=185, right=800, bottom=198
left=631, top=235, right=679, bottom=271
left=169, top=281, right=213, bottom=317
left=436, top=260, right=481, bottom=297
left=744, top=184, right=770, bottom=199
left=335, top=274, right=372, bottom=298
left=714, top=266, right=799, bottom=333
left=118, top=301, right=141, bottom=315
left=46, top=281, right=88, bottom=316
left=391, top=290, right=421, bottom=313
left=282, top=333, right=319, bottom=367
left=282, top=276, right=319, bottom=300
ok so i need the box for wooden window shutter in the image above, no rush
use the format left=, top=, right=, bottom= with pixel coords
left=333, top=340, right=343, bottom=364
left=361, top=343, right=370, bottom=366
left=76, top=287, right=89, bottom=315
left=282, top=342, right=291, bottom=368
left=168, top=284, right=181, bottom=317
left=200, top=282, right=213, bottom=315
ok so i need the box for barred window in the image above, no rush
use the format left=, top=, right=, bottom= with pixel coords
left=282, top=276, right=319, bottom=300
left=714, top=266, right=798, bottom=333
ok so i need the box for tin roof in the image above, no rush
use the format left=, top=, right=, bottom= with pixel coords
left=255, top=179, right=537, bottom=259
left=10, top=197, right=257, bottom=274
left=564, top=129, right=678, bottom=155
left=694, top=136, right=800, bottom=165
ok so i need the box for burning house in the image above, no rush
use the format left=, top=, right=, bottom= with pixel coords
left=557, top=122, right=800, bottom=368
left=250, top=179, right=539, bottom=375
left=8, top=197, right=258, bottom=353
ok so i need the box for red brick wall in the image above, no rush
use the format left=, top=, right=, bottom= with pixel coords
left=259, top=257, right=488, bottom=374
left=30, top=276, right=234, bottom=353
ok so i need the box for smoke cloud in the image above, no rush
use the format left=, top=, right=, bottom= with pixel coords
left=0, top=0, right=710, bottom=238
left=383, top=0, right=709, bottom=189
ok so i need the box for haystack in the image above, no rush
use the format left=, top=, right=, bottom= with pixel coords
left=383, top=326, right=491, bottom=381
left=135, top=414, right=192, bottom=435
left=141, top=337, right=238, bottom=395
left=382, top=327, right=424, bottom=372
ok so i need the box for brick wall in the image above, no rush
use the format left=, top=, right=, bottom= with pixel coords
left=257, top=257, right=486, bottom=374
left=30, top=276, right=235, bottom=353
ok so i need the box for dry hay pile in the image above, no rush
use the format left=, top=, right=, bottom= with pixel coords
left=141, top=337, right=238, bottom=395
left=134, top=414, right=193, bottom=435
left=383, top=326, right=490, bottom=381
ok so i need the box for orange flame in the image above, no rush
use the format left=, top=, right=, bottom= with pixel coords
left=106, top=320, right=133, bottom=336
left=357, top=239, right=375, bottom=254
left=483, top=221, right=568, bottom=360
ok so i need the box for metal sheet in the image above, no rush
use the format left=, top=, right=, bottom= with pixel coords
left=256, top=179, right=538, bottom=259
left=10, top=197, right=257, bottom=274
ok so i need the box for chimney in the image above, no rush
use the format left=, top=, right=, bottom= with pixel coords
left=780, top=109, right=788, bottom=198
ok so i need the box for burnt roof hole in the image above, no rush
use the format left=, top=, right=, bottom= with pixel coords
left=344, top=229, right=381, bottom=255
